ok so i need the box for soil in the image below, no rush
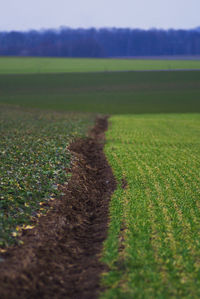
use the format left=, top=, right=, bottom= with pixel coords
left=0, top=116, right=116, bottom=299
left=121, top=178, right=128, bottom=190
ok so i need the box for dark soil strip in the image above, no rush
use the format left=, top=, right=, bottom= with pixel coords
left=0, top=117, right=116, bottom=299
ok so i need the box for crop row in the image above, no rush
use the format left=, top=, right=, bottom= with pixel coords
left=102, top=114, right=200, bottom=297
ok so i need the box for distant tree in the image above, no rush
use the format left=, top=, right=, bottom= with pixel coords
left=0, top=27, right=200, bottom=57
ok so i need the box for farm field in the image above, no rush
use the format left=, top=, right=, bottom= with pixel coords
left=102, top=114, right=200, bottom=298
left=0, top=70, right=200, bottom=114
left=0, top=57, right=200, bottom=74
left=0, top=104, right=94, bottom=246
left=0, top=56, right=200, bottom=297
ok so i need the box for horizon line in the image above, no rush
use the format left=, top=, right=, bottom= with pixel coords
left=0, top=25, right=200, bottom=33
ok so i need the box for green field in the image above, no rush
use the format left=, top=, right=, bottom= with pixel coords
left=0, top=57, right=200, bottom=74
left=0, top=71, right=200, bottom=114
left=102, top=114, right=200, bottom=298
left=0, top=105, right=94, bottom=246
left=0, top=57, right=200, bottom=296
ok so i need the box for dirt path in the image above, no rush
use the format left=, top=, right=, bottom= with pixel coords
left=0, top=117, right=116, bottom=299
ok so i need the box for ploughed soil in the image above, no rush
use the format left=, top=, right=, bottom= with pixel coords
left=0, top=117, right=116, bottom=299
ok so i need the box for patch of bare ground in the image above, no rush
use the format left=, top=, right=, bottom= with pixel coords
left=0, top=116, right=116, bottom=299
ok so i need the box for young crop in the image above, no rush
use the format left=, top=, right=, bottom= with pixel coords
left=0, top=57, right=200, bottom=74
left=0, top=105, right=94, bottom=247
left=0, top=71, right=200, bottom=115
left=102, top=114, right=200, bottom=297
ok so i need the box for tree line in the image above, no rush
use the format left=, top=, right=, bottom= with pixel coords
left=0, top=27, right=200, bottom=57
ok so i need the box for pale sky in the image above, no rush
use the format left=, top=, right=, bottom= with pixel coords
left=0, top=0, right=199, bottom=31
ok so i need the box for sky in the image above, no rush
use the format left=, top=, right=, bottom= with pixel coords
left=0, top=0, right=200, bottom=31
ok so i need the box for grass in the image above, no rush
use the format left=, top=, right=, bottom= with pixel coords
left=102, top=114, right=200, bottom=298
left=0, top=57, right=200, bottom=74
left=1, top=56, right=200, bottom=296
left=0, top=71, right=200, bottom=114
left=0, top=104, right=94, bottom=247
